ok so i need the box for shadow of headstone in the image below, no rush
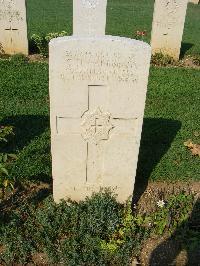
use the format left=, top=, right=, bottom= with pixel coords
left=1, top=115, right=51, bottom=183
left=180, top=42, right=194, bottom=58
left=1, top=115, right=49, bottom=152
left=133, top=118, right=181, bottom=205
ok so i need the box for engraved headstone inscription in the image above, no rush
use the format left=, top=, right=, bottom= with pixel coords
left=0, top=0, right=28, bottom=55
left=73, top=0, right=107, bottom=36
left=49, top=36, right=151, bottom=202
left=151, top=0, right=188, bottom=60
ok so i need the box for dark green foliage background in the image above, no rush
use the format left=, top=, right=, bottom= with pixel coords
left=26, top=0, right=200, bottom=56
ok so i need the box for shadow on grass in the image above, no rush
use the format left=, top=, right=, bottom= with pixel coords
left=29, top=38, right=38, bottom=55
left=0, top=115, right=49, bottom=153
left=133, top=118, right=181, bottom=205
left=30, top=187, right=52, bottom=205
left=1, top=115, right=51, bottom=183
left=180, top=42, right=194, bottom=59
left=0, top=185, right=52, bottom=228
left=1, top=116, right=181, bottom=207
left=0, top=116, right=51, bottom=223
left=149, top=198, right=200, bottom=266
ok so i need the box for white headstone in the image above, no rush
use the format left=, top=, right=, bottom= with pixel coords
left=0, top=0, right=28, bottom=55
left=73, top=0, right=107, bottom=36
left=49, top=36, right=151, bottom=202
left=151, top=0, right=188, bottom=60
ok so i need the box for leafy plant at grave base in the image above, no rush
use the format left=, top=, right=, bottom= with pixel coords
left=31, top=31, right=68, bottom=57
left=45, top=31, right=68, bottom=42
left=10, top=53, right=28, bottom=65
left=0, top=126, right=17, bottom=198
left=151, top=52, right=175, bottom=66
left=0, top=153, right=17, bottom=197
left=100, top=199, right=150, bottom=262
left=31, top=34, right=46, bottom=56
left=0, top=190, right=196, bottom=265
left=150, top=193, right=194, bottom=236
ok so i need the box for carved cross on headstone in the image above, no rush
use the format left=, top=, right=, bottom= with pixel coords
left=5, top=25, right=18, bottom=46
left=5, top=26, right=18, bottom=32
left=56, top=85, right=137, bottom=185
left=91, top=118, right=103, bottom=133
left=73, top=0, right=107, bottom=36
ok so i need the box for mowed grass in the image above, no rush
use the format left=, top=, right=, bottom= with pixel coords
left=26, top=0, right=200, bottom=56
left=0, top=60, right=199, bottom=183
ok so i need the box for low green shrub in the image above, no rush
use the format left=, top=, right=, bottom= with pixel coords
left=0, top=191, right=196, bottom=265
left=150, top=193, right=194, bottom=235
left=31, top=31, right=68, bottom=57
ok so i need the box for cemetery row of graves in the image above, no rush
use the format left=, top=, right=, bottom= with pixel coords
left=0, top=0, right=200, bottom=265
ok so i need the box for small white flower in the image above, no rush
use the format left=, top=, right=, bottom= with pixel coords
left=157, top=200, right=165, bottom=208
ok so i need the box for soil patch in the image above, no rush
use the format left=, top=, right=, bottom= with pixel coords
left=137, top=181, right=200, bottom=266
left=136, top=181, right=200, bottom=214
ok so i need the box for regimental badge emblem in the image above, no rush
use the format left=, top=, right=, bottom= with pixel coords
left=81, top=107, right=114, bottom=144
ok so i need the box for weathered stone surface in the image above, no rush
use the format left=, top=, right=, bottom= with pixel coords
left=73, top=0, right=107, bottom=36
left=49, top=36, right=151, bottom=202
left=189, top=0, right=199, bottom=3
left=0, top=0, right=28, bottom=55
left=151, top=0, right=188, bottom=60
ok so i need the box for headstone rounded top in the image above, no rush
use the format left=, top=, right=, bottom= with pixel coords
left=49, top=35, right=151, bottom=52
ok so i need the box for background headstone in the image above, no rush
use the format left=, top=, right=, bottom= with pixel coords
left=0, top=0, right=28, bottom=55
left=188, top=0, right=199, bottom=4
left=73, top=0, right=107, bottom=36
left=49, top=36, right=151, bottom=202
left=151, top=0, right=188, bottom=60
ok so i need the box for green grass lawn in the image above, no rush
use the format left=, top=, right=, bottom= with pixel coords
left=0, top=60, right=199, bottom=184
left=0, top=2, right=200, bottom=263
left=26, top=0, right=200, bottom=56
